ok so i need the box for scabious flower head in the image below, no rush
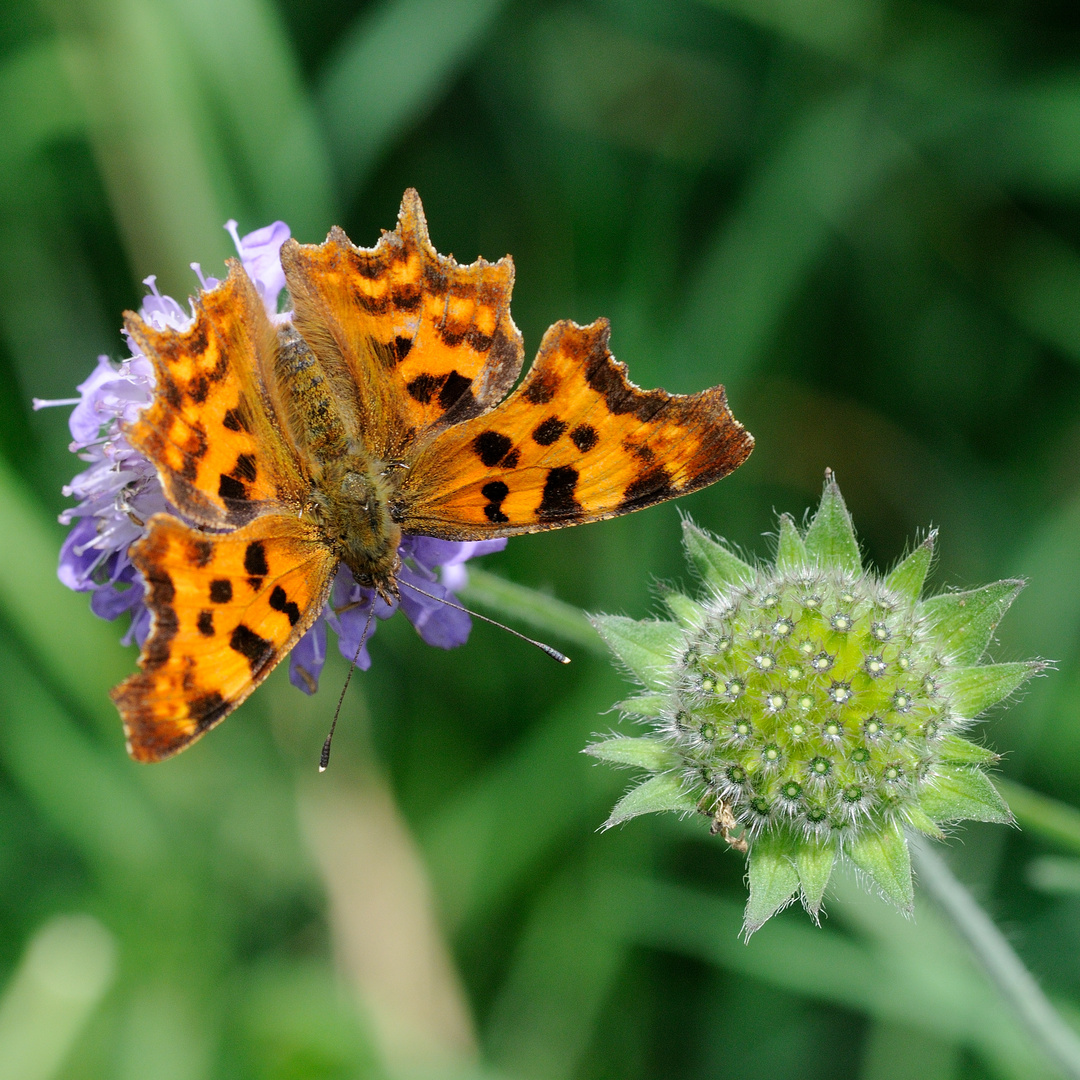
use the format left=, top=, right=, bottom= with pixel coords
left=43, top=220, right=504, bottom=677
left=587, top=474, right=1043, bottom=936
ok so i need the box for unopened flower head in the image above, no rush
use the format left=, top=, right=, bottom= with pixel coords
left=587, top=474, right=1043, bottom=935
left=43, top=220, right=504, bottom=679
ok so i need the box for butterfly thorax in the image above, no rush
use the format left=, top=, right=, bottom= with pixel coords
left=307, top=457, right=403, bottom=596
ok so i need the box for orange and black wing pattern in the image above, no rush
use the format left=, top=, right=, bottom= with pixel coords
left=112, top=513, right=336, bottom=761
left=400, top=319, right=753, bottom=539
left=124, top=264, right=305, bottom=528
left=280, top=189, right=523, bottom=460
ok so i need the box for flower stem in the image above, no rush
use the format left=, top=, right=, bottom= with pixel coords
left=460, top=568, right=605, bottom=655
left=911, top=837, right=1080, bottom=1080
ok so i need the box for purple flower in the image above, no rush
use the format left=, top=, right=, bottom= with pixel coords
left=225, top=219, right=290, bottom=315
left=289, top=535, right=507, bottom=694
left=46, top=218, right=507, bottom=692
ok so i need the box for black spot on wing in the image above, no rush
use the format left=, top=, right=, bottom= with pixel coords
left=406, top=373, right=439, bottom=404
left=245, top=540, right=270, bottom=583
left=537, top=466, right=582, bottom=522
left=219, top=474, right=247, bottom=501
left=190, top=691, right=226, bottom=730
left=269, top=585, right=301, bottom=627
left=532, top=417, right=567, bottom=446
left=233, top=453, right=257, bottom=482
left=393, top=286, right=421, bottom=312
left=501, top=449, right=520, bottom=469
left=394, top=335, right=414, bottom=361
left=482, top=480, right=509, bottom=523
left=438, top=370, right=472, bottom=411
left=142, top=567, right=178, bottom=669
left=570, top=424, right=598, bottom=452
left=222, top=407, right=248, bottom=432
left=244, top=541, right=269, bottom=577
left=474, top=431, right=512, bottom=466
left=209, top=579, right=232, bottom=604
left=523, top=369, right=559, bottom=404
left=229, top=624, right=274, bottom=674
left=189, top=375, right=209, bottom=404
left=197, top=610, right=214, bottom=637
left=619, top=467, right=677, bottom=512
left=189, top=539, right=213, bottom=568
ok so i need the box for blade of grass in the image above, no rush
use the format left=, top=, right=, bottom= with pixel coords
left=420, top=671, right=625, bottom=931
left=159, top=0, right=337, bottom=237
left=42, top=0, right=237, bottom=294
left=484, top=859, right=627, bottom=1080
left=317, top=0, right=509, bottom=196
left=672, top=86, right=911, bottom=394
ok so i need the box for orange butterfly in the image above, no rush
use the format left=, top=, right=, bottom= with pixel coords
left=111, top=190, right=753, bottom=761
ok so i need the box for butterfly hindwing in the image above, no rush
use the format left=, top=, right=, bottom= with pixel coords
left=400, top=319, right=754, bottom=538
left=125, top=264, right=306, bottom=528
left=112, top=513, right=336, bottom=761
left=280, top=189, right=524, bottom=460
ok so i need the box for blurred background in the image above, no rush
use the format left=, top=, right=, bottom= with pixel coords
left=5, top=0, right=1080, bottom=1077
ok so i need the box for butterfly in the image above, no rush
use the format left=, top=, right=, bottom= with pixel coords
left=111, top=190, right=754, bottom=761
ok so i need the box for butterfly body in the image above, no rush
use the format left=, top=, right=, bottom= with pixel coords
left=112, top=190, right=753, bottom=761
left=304, top=456, right=403, bottom=597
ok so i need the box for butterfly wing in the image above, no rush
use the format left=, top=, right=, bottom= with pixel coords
left=124, top=262, right=306, bottom=528
left=398, top=319, right=753, bottom=538
left=279, top=189, right=523, bottom=460
left=113, top=513, right=336, bottom=761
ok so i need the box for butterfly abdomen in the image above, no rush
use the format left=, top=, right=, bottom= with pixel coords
left=276, top=326, right=352, bottom=463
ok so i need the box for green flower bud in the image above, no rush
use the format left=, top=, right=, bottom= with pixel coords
left=586, top=473, right=1045, bottom=936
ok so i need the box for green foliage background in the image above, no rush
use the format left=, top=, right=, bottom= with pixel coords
left=4, top=0, right=1080, bottom=1077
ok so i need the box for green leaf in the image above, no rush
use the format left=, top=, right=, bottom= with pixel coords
left=937, top=734, right=999, bottom=765
left=796, top=837, right=836, bottom=920
left=584, top=737, right=680, bottom=772
left=604, top=774, right=696, bottom=828
left=681, top=520, right=754, bottom=589
left=662, top=589, right=707, bottom=628
left=775, top=513, right=808, bottom=572
left=946, top=662, right=1043, bottom=717
left=848, top=820, right=913, bottom=912
left=885, top=531, right=936, bottom=603
left=903, top=804, right=946, bottom=840
left=591, top=616, right=682, bottom=691
left=920, top=580, right=1025, bottom=665
left=616, top=694, right=668, bottom=717
left=744, top=833, right=800, bottom=936
left=919, top=766, right=1013, bottom=824
left=803, top=472, right=861, bottom=573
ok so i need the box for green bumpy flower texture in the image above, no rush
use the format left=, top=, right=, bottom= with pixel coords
left=587, top=475, right=1044, bottom=935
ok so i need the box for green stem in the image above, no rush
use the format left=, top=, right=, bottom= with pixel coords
left=460, top=568, right=606, bottom=656
left=911, top=838, right=1080, bottom=1080
left=998, top=779, right=1080, bottom=856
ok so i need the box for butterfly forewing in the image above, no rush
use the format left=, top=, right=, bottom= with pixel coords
left=125, top=265, right=306, bottom=528
left=280, top=189, right=524, bottom=460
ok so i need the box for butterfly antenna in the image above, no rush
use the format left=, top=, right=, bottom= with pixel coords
left=398, top=579, right=571, bottom=665
left=319, top=602, right=377, bottom=773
